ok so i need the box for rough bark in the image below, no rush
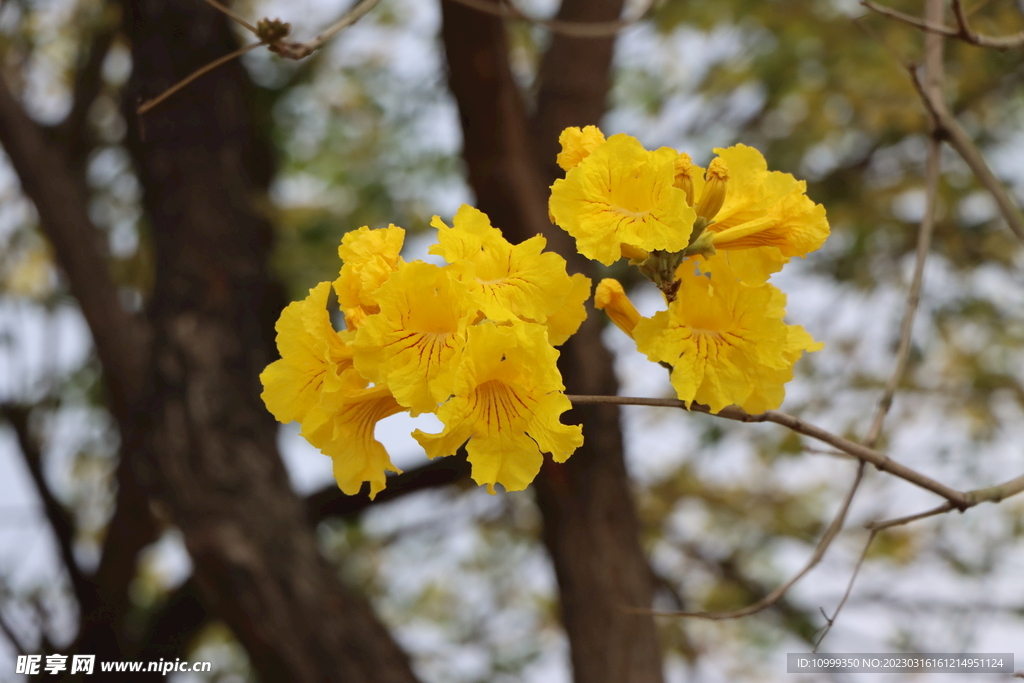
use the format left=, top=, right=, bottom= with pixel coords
left=440, top=3, right=664, bottom=682
left=120, top=0, right=420, bottom=680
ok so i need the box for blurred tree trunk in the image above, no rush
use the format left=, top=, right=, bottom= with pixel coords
left=440, top=3, right=665, bottom=682
left=120, top=1, right=420, bottom=680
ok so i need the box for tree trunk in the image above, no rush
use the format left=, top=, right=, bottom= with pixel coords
left=440, top=3, right=664, bottom=682
left=121, top=1, right=420, bottom=680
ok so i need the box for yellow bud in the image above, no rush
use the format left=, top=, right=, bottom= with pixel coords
left=672, top=153, right=697, bottom=206
left=620, top=243, right=650, bottom=263
left=594, top=278, right=642, bottom=339
left=695, top=157, right=729, bottom=221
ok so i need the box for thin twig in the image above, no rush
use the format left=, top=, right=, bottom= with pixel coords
left=813, top=528, right=878, bottom=650
left=198, top=0, right=258, bottom=34
left=860, top=0, right=1024, bottom=50
left=908, top=69, right=1024, bottom=245
left=865, top=502, right=955, bottom=531
left=567, top=394, right=970, bottom=506
left=137, top=41, right=263, bottom=115
left=862, top=99, right=941, bottom=449
left=632, top=462, right=866, bottom=620
left=271, top=0, right=384, bottom=59
left=445, top=0, right=653, bottom=37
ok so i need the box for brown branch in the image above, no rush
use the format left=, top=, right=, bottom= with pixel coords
left=0, top=583, right=28, bottom=656
left=632, top=462, right=865, bottom=621
left=57, top=21, right=117, bottom=164
left=908, top=68, right=1024, bottom=245
left=0, top=48, right=159, bottom=671
left=812, top=527, right=877, bottom=651
left=0, top=406, right=91, bottom=612
left=864, top=502, right=956, bottom=531
left=307, top=453, right=470, bottom=521
left=862, top=88, right=941, bottom=449
left=140, top=453, right=472, bottom=665
left=136, top=41, right=264, bottom=115
left=567, top=395, right=970, bottom=507
left=136, top=0, right=382, bottom=114
left=814, top=1, right=947, bottom=648
left=0, top=74, right=148, bottom=418
left=860, top=0, right=1024, bottom=49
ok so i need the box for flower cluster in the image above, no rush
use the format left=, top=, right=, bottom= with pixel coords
left=261, top=126, right=829, bottom=499
left=260, top=206, right=588, bottom=498
left=552, top=126, right=828, bottom=414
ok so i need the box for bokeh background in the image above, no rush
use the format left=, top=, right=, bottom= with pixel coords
left=1, top=0, right=1024, bottom=680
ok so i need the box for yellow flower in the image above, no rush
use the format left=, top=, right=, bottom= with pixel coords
left=549, top=133, right=696, bottom=266
left=260, top=281, right=403, bottom=499
left=259, top=281, right=361, bottom=426
left=430, top=205, right=585, bottom=326
left=353, top=261, right=476, bottom=415
left=542, top=272, right=592, bottom=345
left=594, top=278, right=641, bottom=338
left=333, top=224, right=406, bottom=326
left=696, top=145, right=829, bottom=283
left=414, top=322, right=583, bottom=493
left=633, top=264, right=822, bottom=413
left=556, top=125, right=607, bottom=171
left=301, top=385, right=404, bottom=499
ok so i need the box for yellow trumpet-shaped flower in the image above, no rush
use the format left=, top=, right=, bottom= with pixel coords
left=430, top=205, right=586, bottom=329
left=594, top=278, right=641, bottom=338
left=353, top=261, right=476, bottom=415
left=333, top=224, right=406, bottom=327
left=633, top=264, right=822, bottom=414
left=301, top=385, right=404, bottom=499
left=697, top=145, right=829, bottom=283
left=549, top=133, right=696, bottom=266
left=556, top=125, right=606, bottom=171
left=260, top=281, right=362, bottom=427
left=413, top=322, right=583, bottom=494
left=260, top=281, right=403, bottom=499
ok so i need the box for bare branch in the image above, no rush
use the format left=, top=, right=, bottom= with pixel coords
left=567, top=395, right=970, bottom=507
left=813, top=528, right=877, bottom=651
left=307, top=453, right=470, bottom=521
left=137, top=0, right=383, bottom=114
left=444, top=0, right=652, bottom=37
left=275, top=0, right=383, bottom=58
left=136, top=41, right=264, bottom=115
left=865, top=502, right=955, bottom=531
left=861, top=0, right=943, bottom=454
left=1, top=405, right=91, bottom=612
left=908, top=67, right=1024, bottom=245
left=630, top=463, right=865, bottom=620
left=0, top=74, right=148, bottom=417
left=860, top=0, right=1024, bottom=49
left=58, top=21, right=117, bottom=163
left=197, top=0, right=258, bottom=34
left=0, top=583, right=28, bottom=656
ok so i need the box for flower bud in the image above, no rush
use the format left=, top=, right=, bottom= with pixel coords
left=595, top=278, right=642, bottom=338
left=695, top=157, right=729, bottom=221
left=673, top=153, right=697, bottom=206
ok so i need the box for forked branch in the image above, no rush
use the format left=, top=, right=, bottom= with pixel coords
left=861, top=0, right=1024, bottom=50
